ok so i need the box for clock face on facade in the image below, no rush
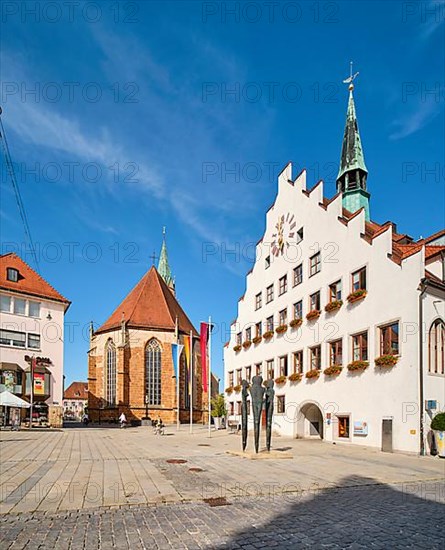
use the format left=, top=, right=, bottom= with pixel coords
left=271, top=213, right=297, bottom=256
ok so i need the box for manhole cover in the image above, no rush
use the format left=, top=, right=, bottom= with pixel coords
left=166, top=459, right=187, bottom=464
left=189, top=467, right=203, bottom=472
left=204, top=497, right=231, bottom=507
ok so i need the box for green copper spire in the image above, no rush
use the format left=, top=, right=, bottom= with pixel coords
left=336, top=64, right=370, bottom=221
left=158, top=227, right=175, bottom=290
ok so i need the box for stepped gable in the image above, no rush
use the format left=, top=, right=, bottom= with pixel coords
left=0, top=253, right=70, bottom=308
left=95, top=266, right=197, bottom=336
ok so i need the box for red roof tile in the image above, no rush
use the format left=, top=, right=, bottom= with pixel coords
left=0, top=253, right=70, bottom=308
left=95, top=266, right=197, bottom=336
left=64, top=382, right=88, bottom=400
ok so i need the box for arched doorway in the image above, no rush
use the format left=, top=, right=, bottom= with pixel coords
left=296, top=402, right=324, bottom=439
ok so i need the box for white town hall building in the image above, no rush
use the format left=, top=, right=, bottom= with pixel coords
left=224, top=82, right=444, bottom=455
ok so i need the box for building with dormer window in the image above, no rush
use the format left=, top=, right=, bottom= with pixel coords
left=224, top=83, right=445, bottom=455
left=0, top=253, right=70, bottom=426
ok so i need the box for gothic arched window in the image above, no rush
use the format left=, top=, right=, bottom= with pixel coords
left=145, top=339, right=162, bottom=405
left=429, top=319, right=445, bottom=375
left=105, top=340, right=116, bottom=406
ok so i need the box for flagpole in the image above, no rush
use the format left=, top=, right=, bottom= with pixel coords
left=208, top=316, right=212, bottom=438
left=176, top=317, right=180, bottom=431
left=29, top=355, right=34, bottom=430
left=189, top=330, right=193, bottom=434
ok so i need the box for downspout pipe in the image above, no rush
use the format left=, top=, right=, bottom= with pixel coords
left=418, top=280, right=428, bottom=456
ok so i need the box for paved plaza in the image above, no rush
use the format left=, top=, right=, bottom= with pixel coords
left=1, top=425, right=444, bottom=548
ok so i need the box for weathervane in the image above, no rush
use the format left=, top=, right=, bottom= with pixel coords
left=343, top=61, right=359, bottom=91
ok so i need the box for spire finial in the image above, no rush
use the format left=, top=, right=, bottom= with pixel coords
left=163, top=226, right=166, bottom=237
left=343, top=61, right=359, bottom=91
left=150, top=251, right=158, bottom=265
left=158, top=227, right=175, bottom=291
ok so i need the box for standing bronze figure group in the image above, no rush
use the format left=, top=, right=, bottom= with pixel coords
left=241, top=375, right=274, bottom=453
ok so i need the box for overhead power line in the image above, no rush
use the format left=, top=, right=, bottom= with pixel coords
left=0, top=106, right=40, bottom=273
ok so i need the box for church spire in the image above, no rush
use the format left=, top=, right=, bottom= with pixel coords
left=336, top=63, right=370, bottom=221
left=158, top=227, right=175, bottom=293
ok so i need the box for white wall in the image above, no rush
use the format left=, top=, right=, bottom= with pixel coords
left=0, top=294, right=66, bottom=404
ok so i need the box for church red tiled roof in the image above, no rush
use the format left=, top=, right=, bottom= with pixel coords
left=64, top=382, right=88, bottom=400
left=0, top=253, right=70, bottom=308
left=95, top=266, right=198, bottom=336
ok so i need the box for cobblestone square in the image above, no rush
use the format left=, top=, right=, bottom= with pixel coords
left=1, top=426, right=444, bottom=548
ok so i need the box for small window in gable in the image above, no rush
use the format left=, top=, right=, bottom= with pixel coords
left=6, top=268, right=19, bottom=282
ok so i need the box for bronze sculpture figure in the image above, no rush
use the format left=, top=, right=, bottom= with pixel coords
left=265, top=379, right=275, bottom=452
left=241, top=379, right=249, bottom=451
left=250, top=375, right=265, bottom=453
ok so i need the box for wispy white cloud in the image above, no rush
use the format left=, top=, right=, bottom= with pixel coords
left=390, top=96, right=443, bottom=140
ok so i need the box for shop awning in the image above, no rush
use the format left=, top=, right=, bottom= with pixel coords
left=0, top=390, right=30, bottom=408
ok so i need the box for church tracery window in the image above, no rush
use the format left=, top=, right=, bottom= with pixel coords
left=145, top=339, right=162, bottom=405
left=105, top=340, right=116, bottom=406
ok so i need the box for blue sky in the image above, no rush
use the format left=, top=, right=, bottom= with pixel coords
left=1, top=0, right=444, bottom=386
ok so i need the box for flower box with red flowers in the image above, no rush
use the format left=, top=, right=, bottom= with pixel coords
left=262, top=331, right=274, bottom=340
left=242, top=340, right=252, bottom=349
left=275, top=324, right=288, bottom=334
left=375, top=355, right=399, bottom=367
left=233, top=384, right=242, bottom=393
left=252, top=336, right=262, bottom=345
left=275, top=375, right=287, bottom=385
left=347, top=289, right=367, bottom=304
left=225, top=386, right=234, bottom=395
left=347, top=360, right=369, bottom=371
left=288, top=372, right=302, bottom=382
left=305, top=369, right=320, bottom=379
left=306, top=310, right=321, bottom=321
left=324, top=365, right=343, bottom=376
left=233, top=344, right=242, bottom=352
left=289, top=318, right=303, bottom=329
left=325, top=300, right=343, bottom=313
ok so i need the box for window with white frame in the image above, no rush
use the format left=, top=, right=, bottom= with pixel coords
left=245, top=366, right=252, bottom=382
left=255, top=292, right=262, bottom=310
left=293, top=264, right=303, bottom=286
left=277, top=395, right=285, bottom=414
left=0, top=329, right=26, bottom=348
left=13, top=298, right=26, bottom=315
left=228, top=371, right=234, bottom=386
left=309, top=291, right=320, bottom=312
left=329, top=339, right=343, bottom=366
left=236, top=333, right=242, bottom=346
left=266, top=359, right=274, bottom=379
left=0, top=295, right=11, bottom=312
left=329, top=280, right=342, bottom=302
left=279, top=355, right=288, bottom=376
left=236, top=369, right=242, bottom=384
left=245, top=327, right=252, bottom=342
left=266, top=316, right=274, bottom=332
left=293, top=350, right=303, bottom=373
left=293, top=300, right=303, bottom=319
left=28, top=333, right=41, bottom=350
left=266, top=284, right=274, bottom=303
left=279, top=308, right=287, bottom=325
left=29, top=301, right=40, bottom=318
left=6, top=268, right=18, bottom=282
left=352, top=267, right=367, bottom=291
left=352, top=332, right=368, bottom=361
left=255, top=363, right=262, bottom=376
left=279, top=275, right=288, bottom=296
left=255, top=322, right=262, bottom=338
left=309, top=252, right=321, bottom=276
left=309, top=345, right=321, bottom=370
left=379, top=322, right=399, bottom=355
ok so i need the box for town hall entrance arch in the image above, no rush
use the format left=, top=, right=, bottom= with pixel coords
left=296, top=402, right=324, bottom=439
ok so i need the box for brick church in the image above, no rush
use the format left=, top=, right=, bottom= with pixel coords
left=87, top=232, right=207, bottom=424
